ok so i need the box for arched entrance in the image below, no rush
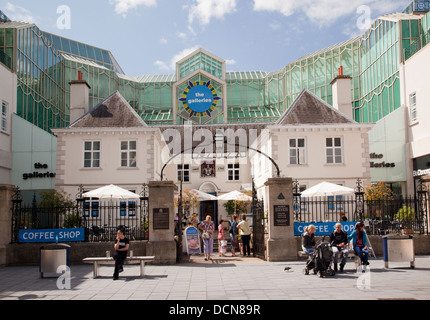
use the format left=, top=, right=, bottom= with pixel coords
left=199, top=182, right=219, bottom=225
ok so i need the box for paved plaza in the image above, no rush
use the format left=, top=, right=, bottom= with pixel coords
left=1, top=254, right=429, bottom=302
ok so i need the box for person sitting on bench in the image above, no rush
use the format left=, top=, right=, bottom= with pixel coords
left=329, top=223, right=349, bottom=272
left=301, top=225, right=316, bottom=254
left=113, top=227, right=129, bottom=280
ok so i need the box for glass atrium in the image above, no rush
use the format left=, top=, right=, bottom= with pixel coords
left=0, top=4, right=429, bottom=132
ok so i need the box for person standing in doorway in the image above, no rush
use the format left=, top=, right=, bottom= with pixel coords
left=113, top=227, right=129, bottom=280
left=237, top=214, right=252, bottom=257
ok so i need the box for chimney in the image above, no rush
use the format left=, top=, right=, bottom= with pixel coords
left=69, top=71, right=91, bottom=124
left=330, top=66, right=353, bottom=119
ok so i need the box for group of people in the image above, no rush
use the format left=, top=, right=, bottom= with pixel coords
left=302, top=221, right=370, bottom=271
left=198, top=214, right=252, bottom=261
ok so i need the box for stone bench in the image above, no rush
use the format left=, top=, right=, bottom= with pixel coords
left=82, top=255, right=155, bottom=278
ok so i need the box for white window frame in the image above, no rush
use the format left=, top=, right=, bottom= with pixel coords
left=228, top=162, right=240, bottom=181
left=177, top=164, right=190, bottom=182
left=289, top=138, right=306, bottom=165
left=326, top=137, right=343, bottom=164
left=83, top=141, right=101, bottom=168
left=120, top=140, right=137, bottom=168
left=409, top=92, right=417, bottom=123
left=1, top=101, right=8, bottom=133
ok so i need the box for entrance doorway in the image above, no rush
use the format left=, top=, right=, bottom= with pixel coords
left=200, top=200, right=218, bottom=226
left=198, top=181, right=219, bottom=225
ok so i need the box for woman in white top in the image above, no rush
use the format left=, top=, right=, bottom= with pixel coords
left=237, top=214, right=252, bottom=257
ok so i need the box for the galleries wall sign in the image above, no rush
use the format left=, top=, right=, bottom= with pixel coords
left=23, top=162, right=56, bottom=180
left=179, top=81, right=220, bottom=118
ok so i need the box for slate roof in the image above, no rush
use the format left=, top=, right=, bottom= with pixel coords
left=70, top=91, right=147, bottom=128
left=275, top=89, right=356, bottom=125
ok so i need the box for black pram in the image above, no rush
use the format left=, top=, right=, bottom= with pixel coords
left=303, top=237, right=335, bottom=277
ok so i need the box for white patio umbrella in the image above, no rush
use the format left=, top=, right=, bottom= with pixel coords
left=175, top=189, right=218, bottom=201
left=217, top=190, right=252, bottom=201
left=217, top=190, right=252, bottom=214
left=301, top=181, right=354, bottom=197
left=83, top=184, right=140, bottom=226
left=83, top=184, right=140, bottom=199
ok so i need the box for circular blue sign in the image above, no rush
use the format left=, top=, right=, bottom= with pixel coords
left=186, top=85, right=214, bottom=113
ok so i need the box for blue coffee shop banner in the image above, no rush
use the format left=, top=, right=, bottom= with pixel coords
left=294, top=222, right=358, bottom=236
left=18, top=228, right=85, bottom=243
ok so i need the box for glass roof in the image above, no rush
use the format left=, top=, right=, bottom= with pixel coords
left=41, top=31, right=124, bottom=74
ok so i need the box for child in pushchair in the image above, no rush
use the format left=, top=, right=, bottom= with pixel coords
left=303, top=237, right=336, bottom=277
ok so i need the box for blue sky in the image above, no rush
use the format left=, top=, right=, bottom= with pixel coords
left=1, top=0, right=411, bottom=77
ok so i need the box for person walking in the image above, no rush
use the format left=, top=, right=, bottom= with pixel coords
left=199, top=215, right=215, bottom=261
left=218, top=219, right=226, bottom=257
left=229, top=214, right=239, bottom=257
left=237, top=214, right=252, bottom=257
left=113, top=227, right=129, bottom=280
left=329, top=223, right=349, bottom=272
left=348, top=222, right=370, bottom=269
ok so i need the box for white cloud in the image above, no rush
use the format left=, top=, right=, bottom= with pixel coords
left=160, top=37, right=168, bottom=45
left=188, top=0, right=237, bottom=31
left=177, top=32, right=187, bottom=40
left=5, top=2, right=36, bottom=23
left=154, top=46, right=200, bottom=72
left=253, top=0, right=410, bottom=27
left=225, top=59, right=236, bottom=65
left=111, top=0, right=157, bottom=18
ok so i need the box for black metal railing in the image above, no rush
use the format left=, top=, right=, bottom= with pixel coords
left=11, top=201, right=149, bottom=243
left=293, top=179, right=429, bottom=235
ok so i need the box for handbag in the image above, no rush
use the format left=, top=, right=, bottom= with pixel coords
left=202, top=232, right=210, bottom=239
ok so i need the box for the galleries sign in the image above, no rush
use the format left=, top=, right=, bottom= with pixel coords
left=179, top=81, right=220, bottom=118
left=23, top=162, right=56, bottom=180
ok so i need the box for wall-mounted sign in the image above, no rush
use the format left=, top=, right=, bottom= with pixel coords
left=18, top=228, right=85, bottom=243
left=153, top=208, right=170, bottom=230
left=179, top=81, right=220, bottom=118
left=413, top=154, right=430, bottom=177
left=414, top=0, right=430, bottom=11
left=274, top=205, right=290, bottom=226
left=294, top=222, right=358, bottom=236
left=370, top=153, right=395, bottom=168
left=23, top=162, right=56, bottom=180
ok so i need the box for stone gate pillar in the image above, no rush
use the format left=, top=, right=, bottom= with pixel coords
left=0, top=185, right=14, bottom=266
left=264, top=178, right=296, bottom=261
left=147, top=180, right=177, bottom=264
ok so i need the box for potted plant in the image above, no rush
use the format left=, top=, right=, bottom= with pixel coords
left=394, top=206, right=416, bottom=234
